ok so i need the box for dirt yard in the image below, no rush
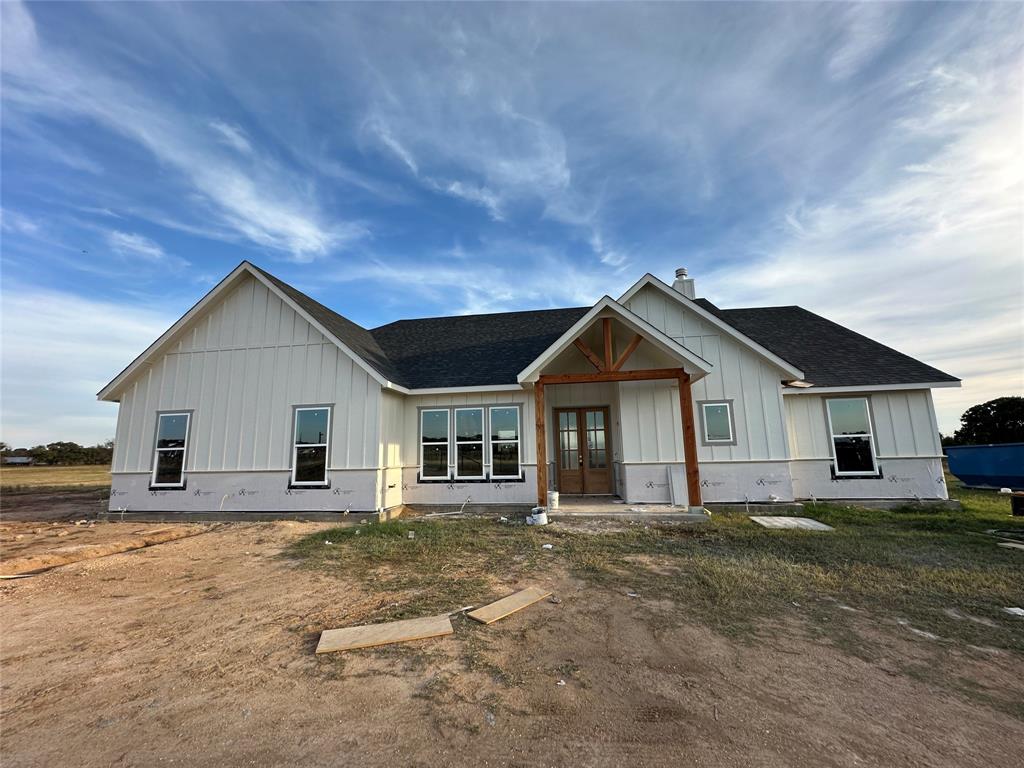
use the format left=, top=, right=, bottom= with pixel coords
left=2, top=498, right=1022, bottom=767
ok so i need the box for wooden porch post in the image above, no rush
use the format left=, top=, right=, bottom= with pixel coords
left=677, top=371, right=703, bottom=508
left=535, top=382, right=547, bottom=506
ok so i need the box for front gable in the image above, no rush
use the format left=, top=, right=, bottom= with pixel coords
left=621, top=281, right=795, bottom=461
left=107, top=270, right=383, bottom=476
left=98, top=262, right=389, bottom=402
left=619, top=275, right=803, bottom=381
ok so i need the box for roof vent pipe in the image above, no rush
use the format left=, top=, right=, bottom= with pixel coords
left=672, top=267, right=696, bottom=300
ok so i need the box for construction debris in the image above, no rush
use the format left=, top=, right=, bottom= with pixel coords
left=468, top=587, right=552, bottom=625
left=315, top=614, right=454, bottom=654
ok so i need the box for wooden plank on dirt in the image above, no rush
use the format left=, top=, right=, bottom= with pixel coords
left=467, top=587, right=552, bottom=625
left=314, top=614, right=453, bottom=654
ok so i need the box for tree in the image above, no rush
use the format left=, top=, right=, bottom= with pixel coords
left=946, top=396, right=1024, bottom=446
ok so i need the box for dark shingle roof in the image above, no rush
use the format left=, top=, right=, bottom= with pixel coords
left=252, top=264, right=956, bottom=390
left=251, top=265, right=407, bottom=384
left=371, top=308, right=590, bottom=388
left=693, top=299, right=959, bottom=387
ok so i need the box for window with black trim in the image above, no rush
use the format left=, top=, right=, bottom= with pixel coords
left=292, top=406, right=331, bottom=485
left=826, top=398, right=877, bottom=476
left=152, top=412, right=190, bottom=487
left=417, top=405, right=523, bottom=481
left=455, top=407, right=485, bottom=479
left=420, top=409, right=449, bottom=479
left=490, top=406, right=521, bottom=479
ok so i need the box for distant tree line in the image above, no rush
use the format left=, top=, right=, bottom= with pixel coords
left=0, top=440, right=114, bottom=466
left=941, top=396, right=1024, bottom=447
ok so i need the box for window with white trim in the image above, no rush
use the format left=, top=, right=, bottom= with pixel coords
left=490, top=406, right=521, bottom=479
left=826, top=398, right=877, bottom=476
left=700, top=401, right=734, bottom=444
left=152, top=412, right=190, bottom=487
left=454, top=407, right=485, bottom=479
left=420, top=409, right=450, bottom=479
left=292, top=406, right=331, bottom=485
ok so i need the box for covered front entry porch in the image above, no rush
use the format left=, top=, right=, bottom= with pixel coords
left=516, top=297, right=713, bottom=512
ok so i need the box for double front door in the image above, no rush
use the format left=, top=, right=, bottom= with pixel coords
left=555, top=407, right=612, bottom=495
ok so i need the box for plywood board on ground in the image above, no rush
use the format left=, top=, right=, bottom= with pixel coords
left=468, top=587, right=552, bottom=625
left=750, top=516, right=833, bottom=531
left=315, top=614, right=453, bottom=654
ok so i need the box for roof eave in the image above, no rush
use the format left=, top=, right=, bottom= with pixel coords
left=782, top=380, right=962, bottom=395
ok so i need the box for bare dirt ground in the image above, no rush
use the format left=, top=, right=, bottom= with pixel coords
left=3, top=517, right=1022, bottom=768
left=1, top=488, right=108, bottom=523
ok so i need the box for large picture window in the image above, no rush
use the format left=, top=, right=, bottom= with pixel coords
left=152, top=412, right=190, bottom=487
left=420, top=409, right=450, bottom=479
left=826, top=398, right=877, bottom=476
left=292, top=406, right=331, bottom=485
left=490, top=406, right=521, bottom=479
left=418, top=405, right=522, bottom=481
left=455, top=407, right=485, bottom=479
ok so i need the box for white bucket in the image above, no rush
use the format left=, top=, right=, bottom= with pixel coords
left=547, top=491, right=560, bottom=510
left=527, top=506, right=549, bottom=526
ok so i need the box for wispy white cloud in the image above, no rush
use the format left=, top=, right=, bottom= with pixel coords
left=828, top=4, right=897, bottom=80
left=104, top=230, right=192, bottom=271
left=0, top=1, right=359, bottom=262
left=0, top=286, right=174, bottom=446
left=0, top=208, right=40, bottom=235
left=208, top=119, right=252, bottom=154
left=706, top=48, right=1023, bottom=433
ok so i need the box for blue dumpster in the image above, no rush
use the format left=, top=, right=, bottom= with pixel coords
left=945, top=443, right=1024, bottom=491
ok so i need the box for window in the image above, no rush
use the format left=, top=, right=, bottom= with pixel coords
left=490, top=406, right=521, bottom=479
left=455, top=407, right=485, bottom=479
left=418, top=405, right=523, bottom=481
left=699, top=401, right=735, bottom=445
left=826, top=398, right=877, bottom=476
left=420, top=409, right=450, bottom=479
left=292, top=406, right=331, bottom=485
left=152, top=412, right=190, bottom=487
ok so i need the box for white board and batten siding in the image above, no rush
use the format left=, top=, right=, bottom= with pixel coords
left=785, top=390, right=948, bottom=500
left=619, top=285, right=794, bottom=503
left=109, top=275, right=382, bottom=512
left=622, top=285, right=790, bottom=462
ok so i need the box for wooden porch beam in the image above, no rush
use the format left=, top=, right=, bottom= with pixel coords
left=676, top=371, right=703, bottom=509
left=610, top=333, right=643, bottom=372
left=603, top=318, right=613, bottom=372
left=539, top=367, right=683, bottom=386
left=534, top=382, right=547, bottom=506
left=572, top=338, right=605, bottom=372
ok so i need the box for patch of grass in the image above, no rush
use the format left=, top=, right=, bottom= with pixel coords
left=0, top=465, right=111, bottom=493
left=286, top=483, right=1024, bottom=654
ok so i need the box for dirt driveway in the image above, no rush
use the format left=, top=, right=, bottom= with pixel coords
left=2, top=519, right=1021, bottom=768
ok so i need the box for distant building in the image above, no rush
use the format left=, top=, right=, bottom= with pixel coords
left=2, top=456, right=35, bottom=466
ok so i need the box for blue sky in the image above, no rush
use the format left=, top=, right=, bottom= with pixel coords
left=1, top=1, right=1021, bottom=446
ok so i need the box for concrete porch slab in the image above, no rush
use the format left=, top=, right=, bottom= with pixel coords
left=551, top=496, right=710, bottom=523
left=750, top=516, right=833, bottom=531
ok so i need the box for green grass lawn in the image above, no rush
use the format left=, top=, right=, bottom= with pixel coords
left=287, top=481, right=1024, bottom=655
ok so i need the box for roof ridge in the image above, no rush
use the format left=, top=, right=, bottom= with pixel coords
left=371, top=305, right=589, bottom=330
